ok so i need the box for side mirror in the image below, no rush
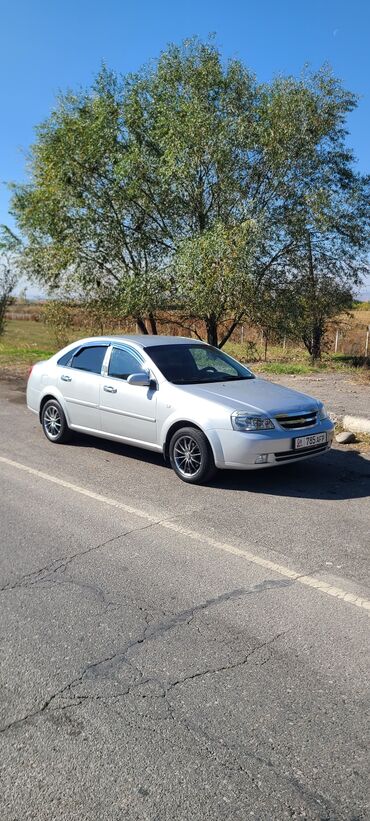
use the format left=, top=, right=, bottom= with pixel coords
left=127, top=370, right=153, bottom=388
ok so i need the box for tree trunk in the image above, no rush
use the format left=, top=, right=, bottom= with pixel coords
left=310, top=324, right=322, bottom=363
left=147, top=311, right=158, bottom=335
left=218, top=312, right=244, bottom=349
left=205, top=314, right=218, bottom=347
left=306, top=232, right=321, bottom=363
left=135, top=316, right=148, bottom=334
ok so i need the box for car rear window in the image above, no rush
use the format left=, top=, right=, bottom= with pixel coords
left=70, top=345, right=108, bottom=374
left=57, top=347, right=80, bottom=367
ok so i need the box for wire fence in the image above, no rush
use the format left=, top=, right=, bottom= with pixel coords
left=5, top=305, right=370, bottom=358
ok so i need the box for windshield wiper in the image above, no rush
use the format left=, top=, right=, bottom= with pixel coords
left=171, top=375, right=253, bottom=385
left=219, top=375, right=254, bottom=381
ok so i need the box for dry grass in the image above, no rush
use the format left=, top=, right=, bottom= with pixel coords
left=0, top=314, right=369, bottom=382
left=334, top=422, right=370, bottom=453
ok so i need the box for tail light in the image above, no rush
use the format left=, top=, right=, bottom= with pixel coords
left=28, top=365, right=34, bottom=377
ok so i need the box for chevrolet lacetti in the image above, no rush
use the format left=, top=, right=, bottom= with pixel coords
left=27, top=335, right=334, bottom=484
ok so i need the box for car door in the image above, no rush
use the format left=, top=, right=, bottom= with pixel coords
left=58, top=344, right=108, bottom=430
left=99, top=345, right=158, bottom=445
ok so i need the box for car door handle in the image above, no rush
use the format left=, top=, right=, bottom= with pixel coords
left=103, top=385, right=117, bottom=393
left=61, top=374, right=72, bottom=382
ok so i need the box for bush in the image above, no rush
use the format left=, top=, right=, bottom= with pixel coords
left=41, top=300, right=76, bottom=347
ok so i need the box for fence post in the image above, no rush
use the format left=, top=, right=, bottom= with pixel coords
left=365, top=326, right=370, bottom=359
left=240, top=325, right=244, bottom=344
left=334, top=329, right=339, bottom=354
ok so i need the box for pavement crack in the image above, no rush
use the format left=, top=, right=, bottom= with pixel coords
left=160, top=705, right=337, bottom=817
left=164, top=631, right=286, bottom=693
left=0, top=519, right=164, bottom=593
left=0, top=582, right=287, bottom=734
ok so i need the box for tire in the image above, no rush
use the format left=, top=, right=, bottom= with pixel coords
left=169, top=426, right=216, bottom=484
left=41, top=398, right=71, bottom=444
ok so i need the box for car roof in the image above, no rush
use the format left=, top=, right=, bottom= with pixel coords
left=112, top=335, right=202, bottom=347
left=68, top=335, right=204, bottom=349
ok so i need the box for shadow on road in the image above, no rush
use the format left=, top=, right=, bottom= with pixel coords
left=211, top=448, right=370, bottom=501
left=67, top=432, right=370, bottom=502
left=2, top=380, right=368, bottom=502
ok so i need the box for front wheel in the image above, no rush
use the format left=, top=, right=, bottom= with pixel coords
left=169, top=427, right=216, bottom=484
left=41, top=399, right=71, bottom=444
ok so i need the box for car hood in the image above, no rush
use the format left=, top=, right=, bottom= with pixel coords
left=180, top=377, right=320, bottom=416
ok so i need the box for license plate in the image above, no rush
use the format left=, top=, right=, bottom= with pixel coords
left=294, top=432, right=327, bottom=450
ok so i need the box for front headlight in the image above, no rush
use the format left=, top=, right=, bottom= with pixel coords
left=231, top=411, right=275, bottom=431
left=318, top=404, right=328, bottom=421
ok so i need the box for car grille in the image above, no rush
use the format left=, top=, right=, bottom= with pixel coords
left=275, top=443, right=328, bottom=461
left=275, top=410, right=318, bottom=430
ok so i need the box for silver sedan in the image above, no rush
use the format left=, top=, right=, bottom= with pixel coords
left=27, top=335, right=334, bottom=483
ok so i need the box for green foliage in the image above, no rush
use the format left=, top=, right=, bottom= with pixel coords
left=41, top=300, right=76, bottom=347
left=249, top=256, right=356, bottom=363
left=0, top=283, right=15, bottom=337
left=0, top=227, right=20, bottom=336
left=175, top=222, right=256, bottom=345
left=256, top=362, right=320, bottom=375
left=353, top=300, right=370, bottom=311
left=9, top=38, right=370, bottom=347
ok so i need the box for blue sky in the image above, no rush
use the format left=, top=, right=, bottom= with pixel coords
left=1, top=0, right=369, bottom=294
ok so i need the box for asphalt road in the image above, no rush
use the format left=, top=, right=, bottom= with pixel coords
left=0, top=380, right=369, bottom=821
left=264, top=372, right=370, bottom=423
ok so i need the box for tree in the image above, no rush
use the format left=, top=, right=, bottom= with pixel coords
left=174, top=222, right=257, bottom=346
left=123, top=42, right=356, bottom=344
left=10, top=68, right=166, bottom=334
left=247, top=67, right=370, bottom=361
left=281, top=270, right=354, bottom=362
left=10, top=39, right=369, bottom=346
left=0, top=227, right=20, bottom=336
left=281, top=162, right=370, bottom=360
left=41, top=299, right=76, bottom=347
left=246, top=277, right=293, bottom=360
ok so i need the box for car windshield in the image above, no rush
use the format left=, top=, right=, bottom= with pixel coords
left=144, top=343, right=254, bottom=385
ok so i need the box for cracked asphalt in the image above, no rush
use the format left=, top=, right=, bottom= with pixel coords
left=0, top=380, right=369, bottom=820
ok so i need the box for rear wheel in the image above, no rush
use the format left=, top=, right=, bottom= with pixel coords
left=169, top=427, right=216, bottom=484
left=41, top=399, right=71, bottom=444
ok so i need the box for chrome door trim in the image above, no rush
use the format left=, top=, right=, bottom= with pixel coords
left=98, top=404, right=156, bottom=422
left=64, top=397, right=99, bottom=408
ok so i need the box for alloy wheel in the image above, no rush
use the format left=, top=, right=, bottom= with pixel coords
left=173, top=435, right=202, bottom=477
left=43, top=405, right=62, bottom=439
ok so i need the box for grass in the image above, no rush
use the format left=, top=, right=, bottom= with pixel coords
left=0, top=318, right=369, bottom=380
left=334, top=422, right=370, bottom=452
left=224, top=341, right=369, bottom=377
left=0, top=320, right=60, bottom=375
left=252, top=362, right=319, bottom=375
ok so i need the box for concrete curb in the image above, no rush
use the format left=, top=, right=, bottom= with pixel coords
left=342, top=415, right=370, bottom=435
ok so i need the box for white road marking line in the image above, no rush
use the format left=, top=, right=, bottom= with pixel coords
left=0, top=455, right=158, bottom=522
left=1, top=455, right=369, bottom=614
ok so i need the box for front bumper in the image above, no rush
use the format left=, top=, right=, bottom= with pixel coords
left=208, top=419, right=334, bottom=470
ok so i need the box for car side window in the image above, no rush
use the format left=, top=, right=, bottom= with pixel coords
left=108, top=347, right=144, bottom=380
left=70, top=345, right=108, bottom=374
left=57, top=347, right=80, bottom=367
